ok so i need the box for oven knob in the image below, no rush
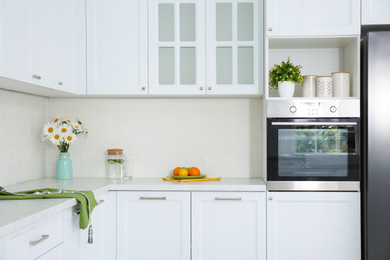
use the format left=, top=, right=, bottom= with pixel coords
left=330, top=106, right=337, bottom=113
left=289, top=106, right=297, bottom=113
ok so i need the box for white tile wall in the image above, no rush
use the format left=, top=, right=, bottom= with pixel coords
left=47, top=98, right=264, bottom=179
left=0, top=89, right=264, bottom=185
left=0, top=89, right=48, bottom=186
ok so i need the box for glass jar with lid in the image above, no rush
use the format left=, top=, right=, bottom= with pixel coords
left=106, top=149, right=129, bottom=179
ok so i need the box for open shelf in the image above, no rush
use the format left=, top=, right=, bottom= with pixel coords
left=265, top=36, right=360, bottom=99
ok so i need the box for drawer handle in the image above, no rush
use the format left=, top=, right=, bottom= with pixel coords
left=30, top=234, right=49, bottom=246
left=215, top=197, right=242, bottom=201
left=140, top=197, right=167, bottom=200
left=32, top=75, right=41, bottom=80
left=72, top=200, right=105, bottom=216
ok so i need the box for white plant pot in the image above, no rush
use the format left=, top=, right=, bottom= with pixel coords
left=278, top=81, right=295, bottom=98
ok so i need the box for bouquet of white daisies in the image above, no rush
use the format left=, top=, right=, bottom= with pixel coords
left=42, top=116, right=88, bottom=153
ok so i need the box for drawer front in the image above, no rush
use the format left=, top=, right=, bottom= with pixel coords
left=3, top=212, right=64, bottom=260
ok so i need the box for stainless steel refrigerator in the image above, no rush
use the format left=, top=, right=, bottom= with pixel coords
left=361, top=28, right=390, bottom=260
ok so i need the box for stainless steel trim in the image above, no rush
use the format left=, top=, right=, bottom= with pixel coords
left=215, top=197, right=242, bottom=201
left=30, top=235, right=49, bottom=246
left=140, top=197, right=167, bottom=200
left=271, top=122, right=357, bottom=126
left=266, top=99, right=360, bottom=118
left=267, top=181, right=360, bottom=191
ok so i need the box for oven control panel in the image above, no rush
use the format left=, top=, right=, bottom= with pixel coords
left=267, top=99, right=360, bottom=118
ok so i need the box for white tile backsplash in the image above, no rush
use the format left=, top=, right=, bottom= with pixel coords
left=0, top=89, right=264, bottom=185
left=0, top=89, right=48, bottom=186
left=48, top=98, right=264, bottom=179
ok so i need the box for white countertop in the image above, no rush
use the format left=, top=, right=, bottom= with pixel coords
left=0, top=177, right=266, bottom=237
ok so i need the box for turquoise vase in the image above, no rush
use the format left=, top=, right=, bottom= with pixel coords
left=56, top=153, right=73, bottom=180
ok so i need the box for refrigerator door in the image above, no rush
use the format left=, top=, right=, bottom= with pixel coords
left=363, top=31, right=390, bottom=260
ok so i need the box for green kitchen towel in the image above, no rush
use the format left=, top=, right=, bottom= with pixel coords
left=0, top=186, right=97, bottom=243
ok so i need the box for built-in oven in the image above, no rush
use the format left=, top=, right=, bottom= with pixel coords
left=267, top=100, right=360, bottom=191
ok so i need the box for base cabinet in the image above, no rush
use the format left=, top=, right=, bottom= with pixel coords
left=192, top=192, right=266, bottom=260
left=117, top=191, right=191, bottom=260
left=2, top=212, right=64, bottom=260
left=36, top=244, right=63, bottom=260
left=267, top=191, right=361, bottom=260
left=117, top=191, right=266, bottom=260
left=63, top=191, right=116, bottom=260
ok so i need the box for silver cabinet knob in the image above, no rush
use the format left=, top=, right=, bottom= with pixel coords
left=58, top=82, right=63, bottom=86
left=268, top=28, right=273, bottom=31
left=269, top=197, right=273, bottom=200
left=208, top=86, right=212, bottom=91
left=142, top=87, right=146, bottom=90
left=200, top=86, right=204, bottom=90
left=32, top=75, right=41, bottom=80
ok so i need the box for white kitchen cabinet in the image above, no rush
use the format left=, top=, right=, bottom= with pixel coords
left=192, top=192, right=266, bottom=260
left=266, top=36, right=360, bottom=99
left=0, top=0, right=86, bottom=95
left=149, top=0, right=263, bottom=95
left=267, top=191, right=361, bottom=260
left=86, top=0, right=148, bottom=95
left=2, top=212, right=64, bottom=260
left=361, top=0, right=390, bottom=25
left=36, top=244, right=63, bottom=260
left=0, top=237, right=3, bottom=260
left=266, top=0, right=360, bottom=36
left=63, top=191, right=116, bottom=260
left=117, top=191, right=191, bottom=260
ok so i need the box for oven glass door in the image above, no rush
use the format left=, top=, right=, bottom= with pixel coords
left=267, top=118, right=360, bottom=181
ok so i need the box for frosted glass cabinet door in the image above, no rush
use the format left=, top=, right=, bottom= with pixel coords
left=267, top=192, right=361, bottom=260
left=266, top=0, right=360, bottom=36
left=87, top=0, right=148, bottom=94
left=206, top=0, right=263, bottom=95
left=149, top=0, right=206, bottom=94
left=192, top=192, right=266, bottom=260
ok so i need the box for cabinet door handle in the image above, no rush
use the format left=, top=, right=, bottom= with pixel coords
left=268, top=27, right=273, bottom=31
left=29, top=234, right=49, bottom=246
left=72, top=200, right=105, bottom=216
left=208, top=86, right=212, bottom=91
left=215, top=197, right=242, bottom=201
left=32, top=75, right=41, bottom=80
left=140, top=197, right=167, bottom=200
left=269, top=197, right=273, bottom=200
left=142, top=87, right=146, bottom=90
left=58, top=82, right=63, bottom=86
left=200, top=86, right=204, bottom=90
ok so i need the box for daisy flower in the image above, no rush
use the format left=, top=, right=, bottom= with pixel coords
left=43, top=122, right=57, bottom=138
left=52, top=116, right=61, bottom=125
left=59, top=124, right=71, bottom=134
left=49, top=129, right=64, bottom=146
left=64, top=132, right=77, bottom=145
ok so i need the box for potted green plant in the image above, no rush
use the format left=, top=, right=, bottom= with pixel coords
left=269, top=57, right=303, bottom=97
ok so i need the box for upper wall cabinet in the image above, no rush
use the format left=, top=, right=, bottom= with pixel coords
left=361, top=0, right=390, bottom=25
left=86, top=0, right=148, bottom=95
left=266, top=0, right=360, bottom=37
left=149, top=0, right=263, bottom=95
left=0, top=0, right=86, bottom=95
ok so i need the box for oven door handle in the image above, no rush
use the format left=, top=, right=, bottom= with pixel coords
left=271, top=122, right=357, bottom=126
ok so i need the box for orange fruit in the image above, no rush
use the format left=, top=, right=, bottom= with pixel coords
left=173, top=167, right=182, bottom=176
left=178, top=169, right=189, bottom=176
left=189, top=167, right=201, bottom=176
